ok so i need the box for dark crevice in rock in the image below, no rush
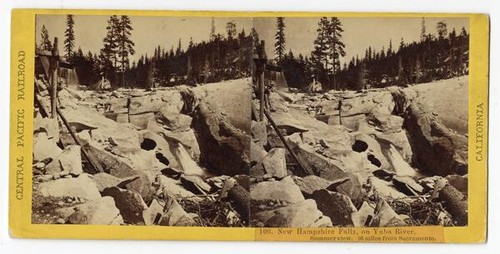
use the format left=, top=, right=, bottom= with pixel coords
left=140, top=138, right=157, bottom=151
left=352, top=140, right=368, bottom=152
left=367, top=154, right=382, bottom=167
left=155, top=152, right=170, bottom=166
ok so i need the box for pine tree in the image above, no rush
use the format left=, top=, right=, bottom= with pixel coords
left=188, top=37, right=194, bottom=51
left=210, top=18, right=217, bottom=41
left=100, top=15, right=120, bottom=71
left=387, top=39, right=393, bottom=56
left=63, top=15, right=75, bottom=60
left=176, top=39, right=182, bottom=56
left=420, top=17, right=427, bottom=42
left=250, top=27, right=260, bottom=54
left=380, top=47, right=386, bottom=59
left=40, top=25, right=52, bottom=51
left=437, top=21, right=448, bottom=40
left=311, top=17, right=330, bottom=80
left=169, top=46, right=175, bottom=58
left=327, top=17, right=346, bottom=90
left=117, top=15, right=135, bottom=87
left=399, top=38, right=405, bottom=52
left=226, top=21, right=237, bottom=40
left=274, top=17, right=286, bottom=64
left=358, top=61, right=368, bottom=90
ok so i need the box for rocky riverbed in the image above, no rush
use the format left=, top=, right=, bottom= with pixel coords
left=31, top=75, right=469, bottom=227
left=249, top=76, right=469, bottom=227
left=32, top=77, right=252, bottom=226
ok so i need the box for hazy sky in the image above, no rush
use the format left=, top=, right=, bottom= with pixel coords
left=36, top=15, right=253, bottom=62
left=254, top=17, right=469, bottom=64
left=36, top=15, right=468, bottom=65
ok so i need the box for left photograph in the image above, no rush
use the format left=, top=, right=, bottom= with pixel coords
left=32, top=14, right=253, bottom=226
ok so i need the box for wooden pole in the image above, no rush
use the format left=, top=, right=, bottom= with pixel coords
left=258, top=40, right=267, bottom=121
left=50, top=37, right=60, bottom=119
left=259, top=66, right=265, bottom=120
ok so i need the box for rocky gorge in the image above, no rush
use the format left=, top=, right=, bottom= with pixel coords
left=31, top=75, right=469, bottom=228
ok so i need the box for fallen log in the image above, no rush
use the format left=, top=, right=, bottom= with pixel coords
left=228, top=184, right=250, bottom=224
left=439, top=184, right=468, bottom=226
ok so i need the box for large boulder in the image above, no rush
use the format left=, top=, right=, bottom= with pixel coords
left=153, top=175, right=197, bottom=199
left=404, top=103, right=468, bottom=176
left=38, top=174, right=101, bottom=201
left=374, top=131, right=413, bottom=163
left=58, top=196, right=123, bottom=225
left=102, top=187, right=148, bottom=225
left=367, top=112, right=404, bottom=133
left=33, top=132, right=62, bottom=163
left=370, top=199, right=407, bottom=227
left=312, top=189, right=357, bottom=226
left=92, top=173, right=122, bottom=192
left=142, top=131, right=179, bottom=169
left=180, top=174, right=212, bottom=194
left=340, top=91, right=395, bottom=116
left=118, top=170, right=155, bottom=205
left=368, top=176, right=407, bottom=199
left=353, top=134, right=391, bottom=171
left=128, top=90, right=183, bottom=115
left=86, top=144, right=136, bottom=177
left=34, top=114, right=59, bottom=141
left=129, top=112, right=156, bottom=130
left=57, top=145, right=83, bottom=176
left=193, top=78, right=252, bottom=133
left=262, top=148, right=287, bottom=179
left=142, top=199, right=164, bottom=225
left=250, top=141, right=267, bottom=167
left=292, top=175, right=344, bottom=197
left=252, top=199, right=333, bottom=227
left=352, top=201, right=375, bottom=227
left=170, top=142, right=210, bottom=177
left=192, top=101, right=250, bottom=176
left=159, top=129, right=201, bottom=162
left=251, top=177, right=305, bottom=204
left=333, top=173, right=364, bottom=207
left=251, top=120, right=268, bottom=148
left=157, top=197, right=197, bottom=226
left=392, top=176, right=424, bottom=195
left=106, top=146, right=165, bottom=173
left=155, top=104, right=192, bottom=132
left=60, top=104, right=141, bottom=149
left=386, top=144, right=422, bottom=178
left=445, top=174, right=468, bottom=193
left=294, top=143, right=345, bottom=177
left=45, top=144, right=82, bottom=176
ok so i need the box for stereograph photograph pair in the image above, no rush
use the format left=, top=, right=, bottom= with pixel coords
left=8, top=9, right=488, bottom=243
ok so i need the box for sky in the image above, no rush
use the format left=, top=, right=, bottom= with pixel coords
left=35, top=15, right=253, bottom=63
left=254, top=17, right=469, bottom=64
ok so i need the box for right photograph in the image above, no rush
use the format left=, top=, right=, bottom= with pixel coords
left=249, top=16, right=469, bottom=228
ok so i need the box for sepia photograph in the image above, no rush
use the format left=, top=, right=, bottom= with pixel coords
left=31, top=14, right=469, bottom=228
left=249, top=16, right=469, bottom=228
left=32, top=14, right=253, bottom=226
